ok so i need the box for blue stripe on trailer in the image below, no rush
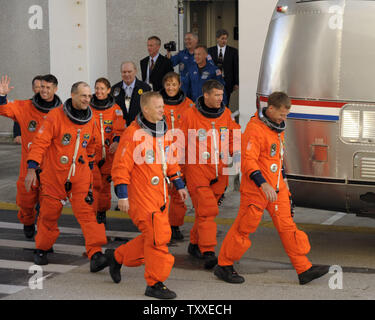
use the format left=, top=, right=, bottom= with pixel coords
left=287, top=113, right=339, bottom=121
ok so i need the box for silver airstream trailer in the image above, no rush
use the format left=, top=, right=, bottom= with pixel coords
left=257, top=0, right=375, bottom=218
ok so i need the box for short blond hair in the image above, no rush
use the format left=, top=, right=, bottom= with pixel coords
left=140, top=91, right=163, bottom=110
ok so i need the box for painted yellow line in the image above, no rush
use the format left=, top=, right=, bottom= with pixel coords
left=0, top=202, right=131, bottom=220
left=1, top=201, right=374, bottom=234
left=0, top=202, right=19, bottom=211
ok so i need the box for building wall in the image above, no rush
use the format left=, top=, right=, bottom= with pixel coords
left=238, top=0, right=277, bottom=129
left=48, top=0, right=107, bottom=101
left=0, top=0, right=277, bottom=135
left=0, top=0, right=178, bottom=136
left=0, top=0, right=50, bottom=133
left=106, top=0, right=178, bottom=85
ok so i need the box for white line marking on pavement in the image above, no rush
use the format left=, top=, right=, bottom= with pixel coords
left=0, top=222, right=140, bottom=239
left=0, top=259, right=78, bottom=273
left=0, top=284, right=27, bottom=295
left=321, top=212, right=347, bottom=225
left=0, top=239, right=86, bottom=256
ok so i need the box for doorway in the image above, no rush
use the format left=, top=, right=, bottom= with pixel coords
left=184, top=0, right=238, bottom=49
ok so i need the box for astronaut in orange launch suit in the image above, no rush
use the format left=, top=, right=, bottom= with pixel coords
left=214, top=92, right=329, bottom=285
left=107, top=91, right=187, bottom=299
left=179, top=79, right=241, bottom=269
left=160, top=71, right=194, bottom=240
left=0, top=74, right=62, bottom=239
left=90, top=77, right=126, bottom=225
left=25, top=82, right=108, bottom=273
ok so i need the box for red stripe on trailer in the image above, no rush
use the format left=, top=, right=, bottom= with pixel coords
left=258, top=96, right=346, bottom=108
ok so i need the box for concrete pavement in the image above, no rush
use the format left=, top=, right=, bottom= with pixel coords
left=0, top=141, right=374, bottom=302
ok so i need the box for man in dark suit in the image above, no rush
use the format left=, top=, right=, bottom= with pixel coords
left=111, top=61, right=151, bottom=126
left=140, top=36, right=173, bottom=92
left=208, top=29, right=239, bottom=104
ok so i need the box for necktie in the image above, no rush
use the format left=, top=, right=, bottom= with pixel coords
left=218, top=48, right=224, bottom=72
left=218, top=48, right=223, bottom=63
left=150, top=58, right=155, bottom=72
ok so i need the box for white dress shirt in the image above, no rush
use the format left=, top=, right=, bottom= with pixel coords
left=217, top=45, right=227, bottom=59
left=146, top=53, right=159, bottom=86
left=122, top=79, right=136, bottom=112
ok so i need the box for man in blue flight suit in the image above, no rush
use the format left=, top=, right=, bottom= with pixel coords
left=182, top=45, right=228, bottom=106
left=167, top=32, right=198, bottom=84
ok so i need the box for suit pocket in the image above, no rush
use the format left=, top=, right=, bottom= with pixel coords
left=152, top=211, right=171, bottom=246
left=294, top=230, right=311, bottom=256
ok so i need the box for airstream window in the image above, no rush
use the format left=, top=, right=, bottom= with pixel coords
left=341, top=110, right=360, bottom=141
left=341, top=106, right=375, bottom=143
left=362, top=111, right=375, bottom=140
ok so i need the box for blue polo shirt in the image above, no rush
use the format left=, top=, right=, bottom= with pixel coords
left=171, top=49, right=195, bottom=82
left=171, top=49, right=215, bottom=83
left=181, top=61, right=228, bottom=106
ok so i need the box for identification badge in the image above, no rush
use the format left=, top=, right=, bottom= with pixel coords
left=61, top=133, right=72, bottom=146
left=202, top=71, right=210, bottom=80
left=220, top=127, right=228, bottom=141
left=28, top=120, right=37, bottom=132
left=197, top=129, right=207, bottom=141
left=270, top=143, right=277, bottom=157
left=145, top=150, right=155, bottom=164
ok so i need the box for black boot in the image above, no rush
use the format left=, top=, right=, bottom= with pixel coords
left=105, top=249, right=122, bottom=283
left=188, top=243, right=204, bottom=259
left=298, top=265, right=330, bottom=285
left=203, top=251, right=218, bottom=269
left=145, top=282, right=177, bottom=299
left=96, top=211, right=107, bottom=225
left=34, top=249, right=48, bottom=265
left=24, top=224, right=35, bottom=239
left=90, top=251, right=108, bottom=273
left=214, top=265, right=245, bottom=284
left=171, top=226, right=184, bottom=241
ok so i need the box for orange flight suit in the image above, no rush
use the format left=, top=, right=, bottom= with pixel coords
left=111, top=115, right=184, bottom=286
left=0, top=95, right=61, bottom=226
left=91, top=98, right=126, bottom=213
left=180, top=98, right=241, bottom=254
left=162, top=90, right=194, bottom=227
left=218, top=112, right=312, bottom=274
left=27, top=103, right=107, bottom=259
